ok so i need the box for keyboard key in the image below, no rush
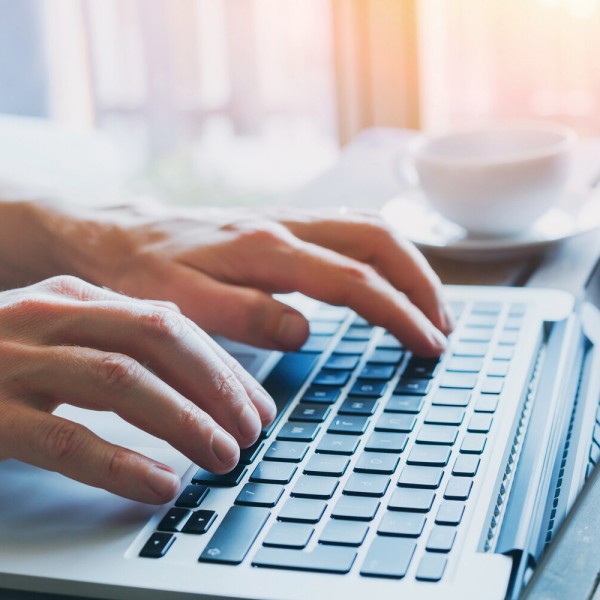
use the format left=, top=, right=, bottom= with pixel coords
left=494, top=346, right=514, bottom=360
left=344, top=326, right=374, bottom=341
left=350, top=381, right=388, bottom=397
left=453, top=342, right=488, bottom=357
left=440, top=372, right=478, bottom=389
left=264, top=441, right=309, bottom=462
left=312, top=369, right=351, bottom=387
left=444, top=477, right=473, bottom=500
left=468, top=414, right=493, bottom=433
left=397, top=465, right=444, bottom=489
left=344, top=473, right=390, bottom=497
left=359, top=365, right=396, bottom=380
left=504, top=316, right=523, bottom=330
left=182, top=509, right=217, bottom=534
left=360, top=537, right=416, bottom=578
left=328, top=415, right=369, bottom=435
left=320, top=520, right=369, bottom=546
left=157, top=507, right=191, bottom=532
left=301, top=335, right=332, bottom=353
left=487, top=360, right=510, bottom=377
left=460, top=327, right=494, bottom=342
left=261, top=352, right=321, bottom=437
left=368, top=349, right=403, bottom=364
left=303, top=455, right=350, bottom=477
left=508, top=303, right=526, bottom=316
left=175, top=484, right=208, bottom=509
left=192, top=465, right=247, bottom=487
left=385, top=395, right=424, bottom=413
left=292, top=476, right=338, bottom=499
left=365, top=431, right=408, bottom=453
left=334, top=340, right=369, bottom=355
left=426, top=525, right=456, bottom=552
left=446, top=357, right=483, bottom=373
left=263, top=522, right=314, bottom=549
left=301, top=386, right=340, bottom=404
left=331, top=496, right=380, bottom=521
left=377, top=333, right=403, bottom=349
left=278, top=498, right=327, bottom=523
left=388, top=488, right=435, bottom=512
left=424, top=406, right=465, bottom=426
left=252, top=545, right=356, bottom=574
left=403, top=357, right=440, bottom=379
left=436, top=500, right=465, bottom=525
left=407, top=445, right=451, bottom=467
left=250, top=461, right=297, bottom=484
left=465, top=314, right=496, bottom=328
left=339, top=397, right=379, bottom=416
left=499, top=331, right=519, bottom=345
left=324, top=355, right=360, bottom=370
left=417, top=425, right=459, bottom=445
left=316, top=434, right=360, bottom=455
left=432, top=389, right=471, bottom=407
left=481, top=377, right=504, bottom=394
left=395, top=378, right=432, bottom=395
left=473, top=301, right=502, bottom=315
left=277, top=422, right=320, bottom=442
left=235, top=483, right=284, bottom=508
left=453, top=455, right=481, bottom=477
left=475, top=395, right=498, bottom=413
left=309, top=321, right=339, bottom=336
left=461, top=433, right=487, bottom=454
left=354, top=452, right=399, bottom=474
left=375, top=413, right=416, bottom=433
left=199, top=506, right=270, bottom=565
left=289, top=403, right=331, bottom=423
left=139, top=532, right=175, bottom=558
left=239, top=441, right=265, bottom=465
left=313, top=307, right=348, bottom=321
left=378, top=512, right=426, bottom=537
left=416, top=553, right=447, bottom=581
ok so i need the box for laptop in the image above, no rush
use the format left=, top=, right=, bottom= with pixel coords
left=1, top=261, right=599, bottom=600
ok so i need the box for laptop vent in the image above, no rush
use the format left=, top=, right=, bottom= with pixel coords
left=543, top=344, right=589, bottom=549
left=483, top=342, right=547, bottom=553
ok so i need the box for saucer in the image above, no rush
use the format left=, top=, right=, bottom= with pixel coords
left=381, top=188, right=600, bottom=261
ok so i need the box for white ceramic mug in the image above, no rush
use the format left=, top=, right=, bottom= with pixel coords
left=410, top=122, right=577, bottom=237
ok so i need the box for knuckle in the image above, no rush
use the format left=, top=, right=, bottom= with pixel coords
left=97, top=353, right=142, bottom=392
left=105, top=447, right=129, bottom=482
left=140, top=308, right=185, bottom=340
left=43, top=275, right=88, bottom=297
left=342, top=261, right=376, bottom=285
left=212, top=368, right=241, bottom=400
left=178, top=402, right=207, bottom=435
left=44, top=420, right=86, bottom=462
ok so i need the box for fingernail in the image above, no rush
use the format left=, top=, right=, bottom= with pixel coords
left=430, top=328, right=448, bottom=353
left=277, top=312, right=309, bottom=348
left=253, top=388, right=277, bottom=425
left=211, top=428, right=239, bottom=467
left=237, top=403, right=262, bottom=441
left=440, top=304, right=455, bottom=333
left=147, top=464, right=180, bottom=499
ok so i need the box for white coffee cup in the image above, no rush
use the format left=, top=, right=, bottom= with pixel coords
left=410, top=122, right=577, bottom=236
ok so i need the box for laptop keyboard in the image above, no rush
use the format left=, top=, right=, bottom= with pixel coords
left=139, top=300, right=527, bottom=581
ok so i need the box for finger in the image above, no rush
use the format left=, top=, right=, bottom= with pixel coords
left=33, top=301, right=266, bottom=448
left=16, top=345, right=242, bottom=471
left=157, top=262, right=310, bottom=352
left=0, top=402, right=180, bottom=504
left=280, top=212, right=454, bottom=334
left=205, top=236, right=447, bottom=356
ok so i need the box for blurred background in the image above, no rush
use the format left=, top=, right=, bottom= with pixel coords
left=1, top=0, right=599, bottom=205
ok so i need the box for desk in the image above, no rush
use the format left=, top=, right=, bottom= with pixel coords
left=2, top=128, right=599, bottom=600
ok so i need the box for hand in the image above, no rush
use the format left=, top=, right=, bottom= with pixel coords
left=0, top=276, right=276, bottom=503
left=34, top=202, right=453, bottom=356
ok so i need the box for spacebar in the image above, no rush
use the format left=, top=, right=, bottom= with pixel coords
left=252, top=546, right=357, bottom=574
left=261, top=352, right=321, bottom=438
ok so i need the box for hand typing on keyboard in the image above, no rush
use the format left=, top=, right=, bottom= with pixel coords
left=0, top=199, right=453, bottom=504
